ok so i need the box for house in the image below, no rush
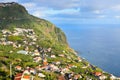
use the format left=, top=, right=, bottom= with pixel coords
left=51, top=55, right=56, bottom=58
left=61, top=68, right=70, bottom=73
left=58, top=75, right=65, bottom=80
left=34, top=52, right=40, bottom=56
left=15, top=66, right=22, bottom=71
left=99, top=75, right=107, bottom=80
left=13, top=43, right=18, bottom=48
left=47, top=48, right=51, bottom=52
left=24, top=46, right=29, bottom=51
left=55, top=61, right=61, bottom=65
left=6, top=41, right=13, bottom=45
left=2, top=30, right=11, bottom=35
left=94, top=72, right=102, bottom=76
left=18, top=44, right=22, bottom=48
left=9, top=50, right=13, bottom=53
left=13, top=32, right=20, bottom=36
left=21, top=75, right=31, bottom=80
left=1, top=41, right=7, bottom=45
left=0, top=38, right=6, bottom=41
left=77, top=57, right=82, bottom=62
left=74, top=74, right=82, bottom=80
left=36, top=66, right=46, bottom=71
left=62, top=50, right=66, bottom=53
left=68, top=64, right=77, bottom=68
left=110, top=74, right=117, bottom=80
left=33, top=50, right=40, bottom=56
left=3, top=34, right=7, bottom=37
left=33, top=57, right=42, bottom=62
left=38, top=73, right=46, bottom=78
left=14, top=73, right=22, bottom=80
left=30, top=68, right=36, bottom=75
left=47, top=64, right=59, bottom=71
left=20, top=70, right=33, bottom=80
left=23, top=70, right=30, bottom=75
left=28, top=42, right=36, bottom=46
left=43, top=59, right=48, bottom=66
left=32, top=38, right=37, bottom=41
left=58, top=54, right=65, bottom=57
left=17, top=50, right=28, bottom=55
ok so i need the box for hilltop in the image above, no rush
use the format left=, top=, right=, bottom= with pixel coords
left=0, top=2, right=116, bottom=80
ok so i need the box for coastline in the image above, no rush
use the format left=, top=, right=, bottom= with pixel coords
left=58, top=25, right=120, bottom=77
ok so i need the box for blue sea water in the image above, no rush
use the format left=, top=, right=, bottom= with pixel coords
left=57, top=24, right=120, bottom=77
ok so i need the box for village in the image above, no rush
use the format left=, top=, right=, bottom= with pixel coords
left=0, top=28, right=119, bottom=80
left=0, top=2, right=16, bottom=7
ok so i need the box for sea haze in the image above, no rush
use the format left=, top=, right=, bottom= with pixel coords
left=58, top=24, right=120, bottom=77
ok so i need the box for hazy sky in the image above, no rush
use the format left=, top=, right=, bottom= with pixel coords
left=0, top=0, right=120, bottom=24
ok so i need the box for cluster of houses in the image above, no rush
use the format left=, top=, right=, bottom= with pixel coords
left=0, top=28, right=119, bottom=80
left=14, top=68, right=34, bottom=80
left=0, top=28, right=37, bottom=47
left=0, top=2, right=17, bottom=7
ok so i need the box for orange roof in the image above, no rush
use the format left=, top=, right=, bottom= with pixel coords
left=94, top=72, right=102, bottom=76
left=68, top=64, right=73, bottom=67
left=23, top=75, right=30, bottom=79
left=58, top=75, right=65, bottom=80
left=15, top=66, right=21, bottom=68
left=43, top=61, right=48, bottom=66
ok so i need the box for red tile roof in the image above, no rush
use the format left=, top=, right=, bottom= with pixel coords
left=14, top=73, right=22, bottom=80
left=94, top=72, right=102, bottom=76
left=15, top=66, right=21, bottom=68
left=23, top=75, right=30, bottom=79
left=58, top=75, right=65, bottom=80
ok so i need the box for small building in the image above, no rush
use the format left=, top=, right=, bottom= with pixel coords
left=55, top=61, right=61, bottom=65
left=58, top=54, right=65, bottom=57
left=58, top=75, right=65, bottom=80
left=33, top=50, right=40, bottom=56
left=33, top=57, right=42, bottom=62
left=43, top=59, right=48, bottom=66
left=15, top=66, right=22, bottom=71
left=17, top=50, right=28, bottom=55
left=38, top=73, right=46, bottom=78
left=30, top=68, right=36, bottom=75
left=51, top=55, right=56, bottom=58
left=94, top=72, right=102, bottom=76
left=74, top=74, right=82, bottom=80
left=21, top=75, right=31, bottom=80
left=14, top=73, right=22, bottom=80
left=99, top=75, right=107, bottom=80
left=23, top=70, right=30, bottom=75
left=47, top=48, right=51, bottom=52
left=110, top=74, right=117, bottom=80
left=47, top=64, right=59, bottom=71
left=34, top=52, right=40, bottom=56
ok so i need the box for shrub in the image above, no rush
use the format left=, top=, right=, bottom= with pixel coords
left=7, top=36, right=23, bottom=42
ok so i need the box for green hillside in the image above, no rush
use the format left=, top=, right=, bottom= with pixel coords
left=0, top=2, right=113, bottom=80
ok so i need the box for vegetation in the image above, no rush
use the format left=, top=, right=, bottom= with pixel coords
left=7, top=35, right=23, bottom=41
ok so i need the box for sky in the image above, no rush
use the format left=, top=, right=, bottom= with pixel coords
left=0, top=0, right=120, bottom=25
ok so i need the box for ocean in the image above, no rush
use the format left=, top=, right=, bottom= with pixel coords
left=57, top=24, right=120, bottom=77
